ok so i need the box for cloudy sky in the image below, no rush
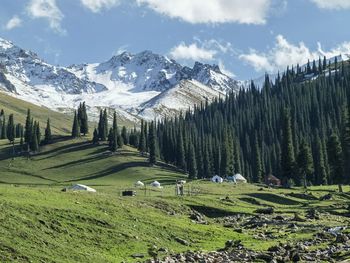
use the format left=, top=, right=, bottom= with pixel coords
left=1, top=0, right=350, bottom=79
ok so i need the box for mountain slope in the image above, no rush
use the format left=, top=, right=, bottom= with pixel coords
left=0, top=92, right=72, bottom=134
left=138, top=79, right=224, bottom=120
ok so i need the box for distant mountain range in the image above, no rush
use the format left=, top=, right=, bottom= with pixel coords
left=0, top=37, right=241, bottom=122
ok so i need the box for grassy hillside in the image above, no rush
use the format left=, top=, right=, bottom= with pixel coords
left=1, top=138, right=350, bottom=262
left=0, top=92, right=73, bottom=134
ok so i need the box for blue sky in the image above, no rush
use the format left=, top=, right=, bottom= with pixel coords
left=1, top=0, right=350, bottom=79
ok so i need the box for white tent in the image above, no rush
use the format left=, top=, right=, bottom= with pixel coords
left=66, top=184, right=96, bottom=192
left=211, top=175, right=223, bottom=183
left=150, top=181, right=161, bottom=188
left=134, top=181, right=145, bottom=187
left=233, top=174, right=247, bottom=183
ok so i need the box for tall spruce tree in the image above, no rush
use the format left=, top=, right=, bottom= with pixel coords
left=1, top=115, right=6, bottom=139
left=92, top=128, right=99, bottom=144
left=280, top=109, right=295, bottom=185
left=80, top=102, right=89, bottom=136
left=71, top=111, right=80, bottom=138
left=187, top=143, right=197, bottom=179
left=44, top=118, right=52, bottom=144
left=327, top=133, right=343, bottom=185
left=138, top=120, right=146, bottom=154
left=296, top=141, right=314, bottom=187
left=6, top=114, right=15, bottom=144
left=30, top=122, right=39, bottom=152
left=148, top=121, right=157, bottom=165
left=252, top=134, right=263, bottom=183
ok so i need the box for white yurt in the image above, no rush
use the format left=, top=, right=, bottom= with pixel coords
left=150, top=181, right=161, bottom=188
left=233, top=174, right=247, bottom=183
left=134, top=181, right=145, bottom=187
left=211, top=175, right=223, bottom=183
left=66, top=184, right=96, bottom=192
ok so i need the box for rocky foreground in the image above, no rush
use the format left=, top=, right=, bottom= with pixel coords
left=141, top=202, right=350, bottom=263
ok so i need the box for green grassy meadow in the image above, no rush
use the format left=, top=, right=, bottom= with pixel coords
left=0, top=137, right=350, bottom=262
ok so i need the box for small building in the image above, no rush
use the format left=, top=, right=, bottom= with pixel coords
left=134, top=181, right=145, bottom=187
left=233, top=174, right=247, bottom=184
left=266, top=174, right=281, bottom=186
left=63, top=184, right=96, bottom=192
left=150, top=181, right=161, bottom=188
left=211, top=175, right=223, bottom=183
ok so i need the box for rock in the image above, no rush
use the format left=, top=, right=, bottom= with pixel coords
left=158, top=247, right=168, bottom=253
left=320, top=193, right=332, bottom=201
left=256, top=253, right=274, bottom=262
left=273, top=215, right=285, bottom=221
left=174, top=236, right=189, bottom=246
left=335, top=234, right=349, bottom=243
left=292, top=212, right=306, bottom=222
left=255, top=207, right=274, bottom=215
left=234, top=228, right=243, bottom=233
left=290, top=251, right=301, bottom=262
left=131, top=253, right=145, bottom=258
left=268, top=245, right=286, bottom=254
left=306, top=208, right=320, bottom=219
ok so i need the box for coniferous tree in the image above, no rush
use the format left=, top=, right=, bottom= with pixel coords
left=103, top=109, right=108, bottom=141
left=80, top=102, right=89, bottom=136
left=148, top=121, right=157, bottom=165
left=30, top=122, right=39, bottom=152
left=138, top=120, right=146, bottom=154
left=176, top=130, right=186, bottom=170
left=280, top=109, right=295, bottom=185
left=296, top=141, right=314, bottom=187
left=327, top=133, right=343, bottom=185
left=1, top=115, right=6, bottom=139
left=187, top=143, right=197, bottom=179
left=92, top=128, right=99, bottom=144
left=24, top=109, right=31, bottom=144
left=252, top=134, right=263, bottom=183
left=6, top=114, right=15, bottom=144
left=121, top=126, right=128, bottom=145
left=314, top=136, right=328, bottom=185
left=36, top=122, right=41, bottom=144
left=71, top=111, right=80, bottom=138
left=44, top=118, right=52, bottom=144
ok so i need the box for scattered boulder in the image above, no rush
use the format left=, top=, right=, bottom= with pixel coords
left=131, top=253, right=145, bottom=259
left=306, top=208, right=320, bottom=220
left=292, top=212, right=306, bottom=222
left=320, top=193, right=332, bottom=201
left=174, top=236, right=189, bottom=246
left=189, top=210, right=207, bottom=224
left=335, top=233, right=349, bottom=243
left=255, top=207, right=274, bottom=215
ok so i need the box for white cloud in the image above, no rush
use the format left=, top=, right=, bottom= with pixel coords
left=169, top=42, right=217, bottom=61
left=27, top=0, right=65, bottom=34
left=239, top=35, right=350, bottom=73
left=80, top=0, right=121, bottom=13
left=310, top=0, right=350, bottom=9
left=218, top=60, right=235, bottom=78
left=136, top=0, right=271, bottom=24
left=4, top=16, right=22, bottom=30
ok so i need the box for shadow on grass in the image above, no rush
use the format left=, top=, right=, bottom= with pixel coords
left=189, top=205, right=251, bottom=218
left=44, top=154, right=107, bottom=170
left=36, top=141, right=93, bottom=160
left=63, top=161, right=149, bottom=182
left=246, top=193, right=302, bottom=206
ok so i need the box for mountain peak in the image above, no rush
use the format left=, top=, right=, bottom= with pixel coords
left=0, top=37, right=14, bottom=51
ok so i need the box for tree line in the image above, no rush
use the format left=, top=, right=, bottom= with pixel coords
left=149, top=57, right=350, bottom=186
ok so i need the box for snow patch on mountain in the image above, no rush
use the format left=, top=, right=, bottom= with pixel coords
left=138, top=79, right=224, bottom=120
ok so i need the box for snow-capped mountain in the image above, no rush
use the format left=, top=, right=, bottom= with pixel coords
left=0, top=37, right=240, bottom=121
